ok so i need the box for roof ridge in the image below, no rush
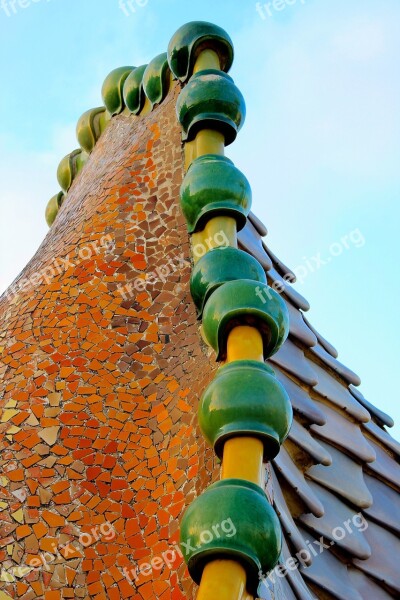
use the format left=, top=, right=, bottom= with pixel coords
left=45, top=53, right=173, bottom=227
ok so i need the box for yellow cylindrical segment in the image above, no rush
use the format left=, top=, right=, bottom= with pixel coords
left=222, top=437, right=264, bottom=487
left=184, top=139, right=197, bottom=171
left=194, top=49, right=221, bottom=73
left=197, top=560, right=247, bottom=600
left=224, top=325, right=265, bottom=485
left=204, top=216, right=237, bottom=247
left=196, top=128, right=225, bottom=157
left=226, top=326, right=264, bottom=363
left=186, top=49, right=224, bottom=170
left=190, top=48, right=255, bottom=600
left=184, top=129, right=225, bottom=170
left=191, top=216, right=237, bottom=264
left=224, top=327, right=265, bottom=484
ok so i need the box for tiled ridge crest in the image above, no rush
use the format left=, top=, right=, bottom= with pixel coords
left=45, top=53, right=172, bottom=227
left=166, top=20, right=301, bottom=600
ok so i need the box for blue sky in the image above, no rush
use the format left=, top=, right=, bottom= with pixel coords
left=0, top=0, right=399, bottom=438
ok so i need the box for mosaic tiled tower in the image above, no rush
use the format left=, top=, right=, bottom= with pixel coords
left=1, top=21, right=399, bottom=600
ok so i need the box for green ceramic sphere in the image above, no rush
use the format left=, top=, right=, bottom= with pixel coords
left=190, top=247, right=266, bottom=317
left=101, top=66, right=134, bottom=115
left=143, top=53, right=171, bottom=107
left=57, top=150, right=87, bottom=193
left=180, top=154, right=251, bottom=233
left=180, top=478, right=282, bottom=594
left=202, top=279, right=289, bottom=361
left=123, top=65, right=147, bottom=114
left=45, top=191, right=65, bottom=227
left=176, top=70, right=246, bottom=145
left=199, top=360, right=292, bottom=459
left=76, top=107, right=106, bottom=154
left=168, top=21, right=234, bottom=82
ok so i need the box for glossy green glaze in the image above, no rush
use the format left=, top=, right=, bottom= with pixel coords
left=57, top=150, right=88, bottom=193
left=76, top=150, right=88, bottom=172
left=198, top=360, right=292, bottom=459
left=143, top=53, right=171, bottom=107
left=202, top=280, right=289, bottom=361
left=180, top=154, right=251, bottom=233
left=75, top=151, right=88, bottom=173
left=123, top=65, right=147, bottom=114
left=101, top=66, right=134, bottom=116
left=168, top=21, right=234, bottom=82
left=190, top=247, right=266, bottom=317
left=179, top=478, right=281, bottom=594
left=45, top=191, right=65, bottom=227
left=76, top=107, right=107, bottom=154
left=176, top=70, right=246, bottom=145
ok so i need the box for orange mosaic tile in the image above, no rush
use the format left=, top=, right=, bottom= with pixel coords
left=0, top=85, right=218, bottom=599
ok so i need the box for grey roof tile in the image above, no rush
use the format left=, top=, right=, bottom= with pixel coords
left=273, top=447, right=325, bottom=517
left=363, top=474, right=400, bottom=535
left=311, top=362, right=370, bottom=423
left=238, top=220, right=273, bottom=271
left=352, top=519, right=400, bottom=593
left=248, top=211, right=268, bottom=237
left=267, top=265, right=311, bottom=312
left=363, top=420, right=400, bottom=457
left=280, top=537, right=318, bottom=600
left=299, top=480, right=372, bottom=560
left=302, top=315, right=338, bottom=358
left=272, top=469, right=312, bottom=564
left=366, top=440, right=400, bottom=489
left=263, top=243, right=296, bottom=280
left=286, top=301, right=318, bottom=348
left=271, top=340, right=319, bottom=387
left=298, top=526, right=364, bottom=600
left=310, top=343, right=361, bottom=386
left=307, top=442, right=373, bottom=509
left=310, top=402, right=376, bottom=463
left=348, top=568, right=396, bottom=600
left=349, top=385, right=394, bottom=428
left=289, top=420, right=332, bottom=466
left=274, top=367, right=327, bottom=426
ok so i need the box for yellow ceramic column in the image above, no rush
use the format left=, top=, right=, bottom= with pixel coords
left=187, top=48, right=264, bottom=600
left=174, top=24, right=288, bottom=599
